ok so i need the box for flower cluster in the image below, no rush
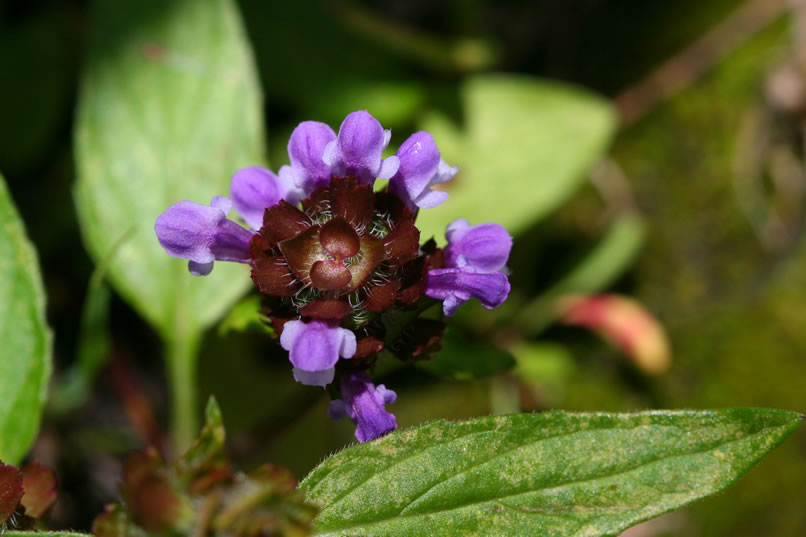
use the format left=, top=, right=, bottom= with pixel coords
left=155, top=111, right=512, bottom=442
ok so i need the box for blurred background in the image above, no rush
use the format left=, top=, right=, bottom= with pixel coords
left=1, top=0, right=805, bottom=535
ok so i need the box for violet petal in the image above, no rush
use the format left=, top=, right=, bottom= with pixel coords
left=425, top=267, right=511, bottom=316
left=444, top=220, right=513, bottom=273
left=293, top=367, right=335, bottom=388
left=230, top=166, right=302, bottom=230
left=280, top=320, right=356, bottom=387
left=188, top=261, right=214, bottom=276
left=338, top=372, right=397, bottom=442
left=323, top=110, right=395, bottom=185
left=154, top=198, right=252, bottom=275
left=287, top=121, right=337, bottom=193
left=389, top=132, right=457, bottom=210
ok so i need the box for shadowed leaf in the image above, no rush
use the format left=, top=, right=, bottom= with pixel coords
left=416, top=328, right=515, bottom=380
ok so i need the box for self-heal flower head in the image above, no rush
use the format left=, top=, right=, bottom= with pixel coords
left=425, top=219, right=512, bottom=316
left=328, top=371, right=397, bottom=442
left=390, top=131, right=458, bottom=211
left=154, top=196, right=253, bottom=276
left=153, top=110, right=510, bottom=442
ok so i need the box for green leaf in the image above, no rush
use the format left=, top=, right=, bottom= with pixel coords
left=177, top=396, right=226, bottom=476
left=217, top=294, right=274, bottom=336
left=512, top=342, right=577, bottom=406
left=48, top=270, right=111, bottom=415
left=415, top=74, right=617, bottom=242
left=74, top=0, right=263, bottom=337
left=515, top=213, right=647, bottom=335
left=416, top=328, right=515, bottom=380
left=3, top=530, right=93, bottom=537
left=302, top=409, right=801, bottom=537
left=0, top=174, right=51, bottom=464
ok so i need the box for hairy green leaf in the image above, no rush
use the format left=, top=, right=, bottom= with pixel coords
left=0, top=174, right=51, bottom=463
left=303, top=409, right=800, bottom=537
left=416, top=74, right=616, bottom=241
left=74, top=0, right=263, bottom=337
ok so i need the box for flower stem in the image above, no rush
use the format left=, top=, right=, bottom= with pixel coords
left=166, top=329, right=200, bottom=454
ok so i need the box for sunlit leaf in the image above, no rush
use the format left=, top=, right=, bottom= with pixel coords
left=74, top=0, right=263, bottom=336
left=416, top=74, right=616, bottom=241
left=303, top=409, right=800, bottom=537
left=0, top=174, right=51, bottom=464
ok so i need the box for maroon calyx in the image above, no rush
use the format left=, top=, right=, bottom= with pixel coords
left=300, top=299, right=353, bottom=320
left=319, top=217, right=360, bottom=259
left=248, top=175, right=446, bottom=361
left=0, top=462, right=23, bottom=525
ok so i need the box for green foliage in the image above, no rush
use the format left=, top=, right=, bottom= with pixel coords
left=218, top=295, right=274, bottom=336
left=302, top=409, right=800, bottom=537
left=73, top=0, right=263, bottom=337
left=415, top=74, right=616, bottom=242
left=93, top=397, right=317, bottom=537
left=3, top=530, right=92, bottom=537
left=48, top=272, right=111, bottom=415
left=0, top=173, right=51, bottom=464
left=416, top=328, right=515, bottom=380
left=515, top=213, right=647, bottom=334
left=175, top=397, right=226, bottom=481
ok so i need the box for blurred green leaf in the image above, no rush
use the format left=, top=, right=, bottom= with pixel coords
left=516, top=213, right=646, bottom=334
left=217, top=294, right=274, bottom=337
left=306, top=78, right=426, bottom=130
left=3, top=530, right=92, bottom=537
left=175, top=396, right=226, bottom=481
left=74, top=0, right=262, bottom=337
left=416, top=328, right=515, bottom=380
left=0, top=173, right=51, bottom=463
left=303, top=409, right=800, bottom=537
left=512, top=342, right=577, bottom=406
left=48, top=271, right=111, bottom=415
left=416, top=74, right=617, bottom=241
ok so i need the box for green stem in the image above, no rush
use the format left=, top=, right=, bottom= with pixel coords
left=166, top=330, right=200, bottom=454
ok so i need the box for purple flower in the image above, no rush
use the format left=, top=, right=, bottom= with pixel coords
left=154, top=196, right=253, bottom=276
left=279, top=319, right=357, bottom=387
left=278, top=121, right=337, bottom=195
left=322, top=111, right=400, bottom=186
left=425, top=219, right=512, bottom=316
left=390, top=131, right=458, bottom=210
left=443, top=218, right=512, bottom=273
left=153, top=110, right=509, bottom=406
left=328, top=371, right=397, bottom=442
left=426, top=267, right=511, bottom=316
left=230, top=166, right=303, bottom=230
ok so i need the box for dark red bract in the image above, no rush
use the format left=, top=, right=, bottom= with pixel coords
left=249, top=177, right=440, bottom=359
